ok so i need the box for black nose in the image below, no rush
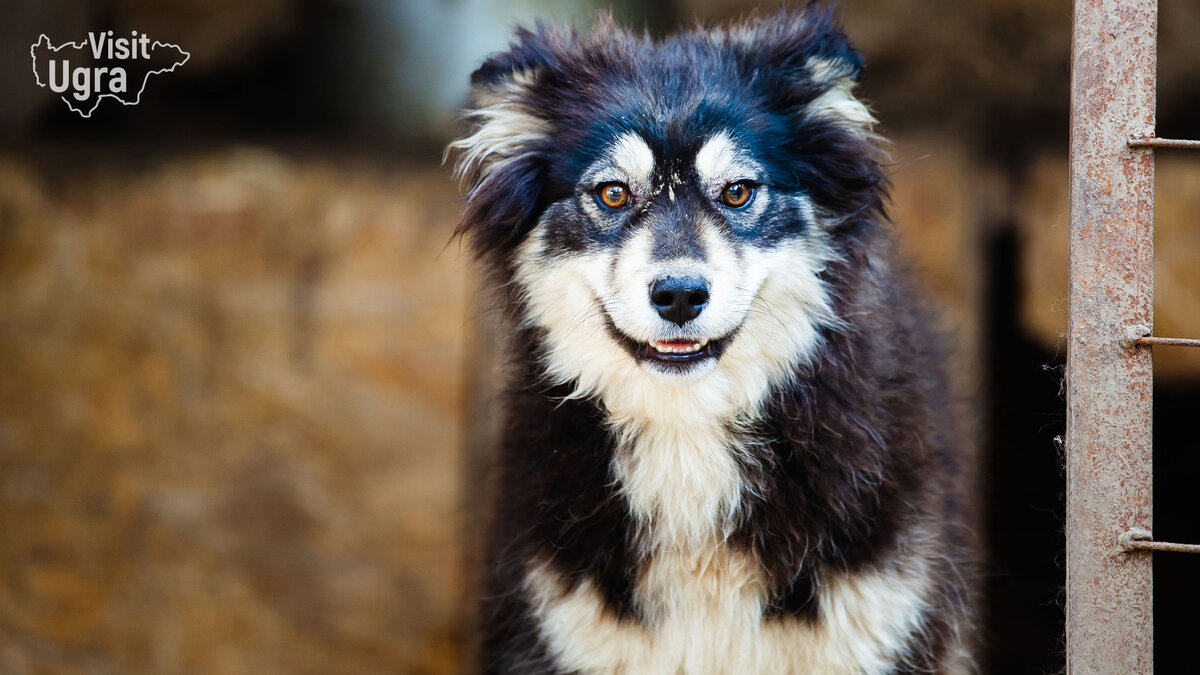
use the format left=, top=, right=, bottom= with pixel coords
left=650, top=276, right=710, bottom=326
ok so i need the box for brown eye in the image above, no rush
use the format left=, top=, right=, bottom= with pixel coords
left=596, top=182, right=630, bottom=209
left=720, top=181, right=754, bottom=208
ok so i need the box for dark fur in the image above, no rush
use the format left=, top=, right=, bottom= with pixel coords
left=454, top=6, right=977, bottom=673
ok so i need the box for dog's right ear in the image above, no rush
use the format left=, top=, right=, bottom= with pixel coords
left=449, top=25, right=565, bottom=258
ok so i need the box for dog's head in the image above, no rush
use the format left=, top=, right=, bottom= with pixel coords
left=451, top=7, right=886, bottom=412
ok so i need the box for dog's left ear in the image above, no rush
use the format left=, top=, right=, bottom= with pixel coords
left=738, top=5, right=874, bottom=131
left=449, top=25, right=567, bottom=258
left=734, top=6, right=885, bottom=227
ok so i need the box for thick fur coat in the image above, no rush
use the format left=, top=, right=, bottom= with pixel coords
left=450, top=7, right=977, bottom=674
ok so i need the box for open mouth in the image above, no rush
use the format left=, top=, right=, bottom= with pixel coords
left=644, top=338, right=711, bottom=363
left=605, top=323, right=731, bottom=371
left=599, top=311, right=734, bottom=373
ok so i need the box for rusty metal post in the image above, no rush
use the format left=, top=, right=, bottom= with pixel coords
left=1067, top=0, right=1157, bottom=671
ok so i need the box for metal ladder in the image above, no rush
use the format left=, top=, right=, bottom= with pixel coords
left=1067, top=0, right=1200, bottom=670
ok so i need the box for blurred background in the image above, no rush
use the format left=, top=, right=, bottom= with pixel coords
left=1, top=1, right=1199, bottom=673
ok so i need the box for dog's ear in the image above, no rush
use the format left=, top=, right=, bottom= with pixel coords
left=733, top=5, right=885, bottom=229
left=737, top=4, right=874, bottom=131
left=449, top=25, right=566, bottom=258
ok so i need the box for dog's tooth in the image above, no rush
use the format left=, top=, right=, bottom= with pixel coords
left=651, top=340, right=704, bottom=354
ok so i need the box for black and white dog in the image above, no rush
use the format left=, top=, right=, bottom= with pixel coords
left=451, top=6, right=977, bottom=673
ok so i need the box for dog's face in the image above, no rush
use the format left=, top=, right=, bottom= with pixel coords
left=452, top=9, right=885, bottom=411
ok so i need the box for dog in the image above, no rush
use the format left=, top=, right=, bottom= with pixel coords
left=450, top=6, right=977, bottom=673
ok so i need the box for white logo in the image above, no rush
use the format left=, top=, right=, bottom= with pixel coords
left=31, top=32, right=190, bottom=118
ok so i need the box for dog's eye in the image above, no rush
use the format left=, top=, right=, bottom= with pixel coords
left=596, top=182, right=631, bottom=209
left=720, top=182, right=755, bottom=208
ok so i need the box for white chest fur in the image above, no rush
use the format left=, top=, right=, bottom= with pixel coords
left=525, top=424, right=931, bottom=675
left=611, top=410, right=748, bottom=550
left=526, top=545, right=930, bottom=675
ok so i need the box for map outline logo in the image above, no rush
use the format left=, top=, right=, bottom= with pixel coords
left=31, top=32, right=190, bottom=118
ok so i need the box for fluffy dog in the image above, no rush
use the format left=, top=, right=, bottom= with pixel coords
left=450, top=6, right=977, bottom=673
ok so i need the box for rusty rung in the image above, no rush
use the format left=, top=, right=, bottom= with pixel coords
left=1134, top=335, right=1200, bottom=348
left=1128, top=137, right=1200, bottom=150
left=1119, top=528, right=1200, bottom=554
